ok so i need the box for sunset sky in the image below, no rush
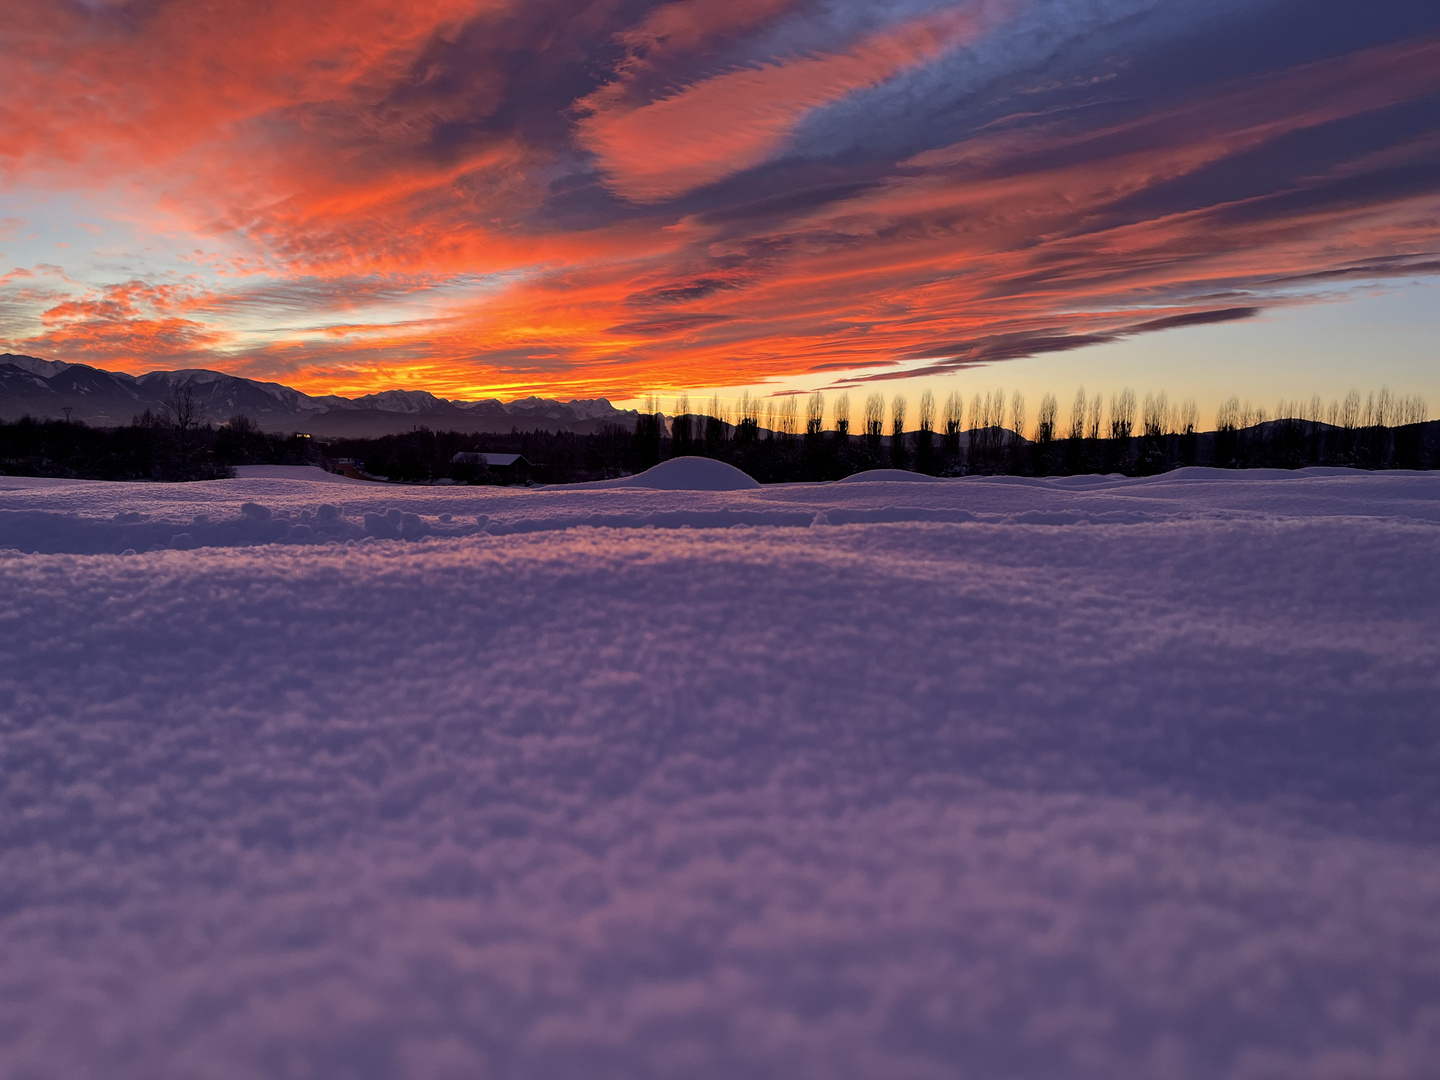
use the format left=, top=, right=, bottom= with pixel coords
left=1, top=0, right=1437, bottom=413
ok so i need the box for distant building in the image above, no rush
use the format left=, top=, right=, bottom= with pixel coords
left=451, top=451, right=533, bottom=482
left=332, top=457, right=370, bottom=480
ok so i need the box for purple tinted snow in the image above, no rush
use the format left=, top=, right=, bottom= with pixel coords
left=3, top=466, right=1439, bottom=554
left=0, top=471, right=1439, bottom=1078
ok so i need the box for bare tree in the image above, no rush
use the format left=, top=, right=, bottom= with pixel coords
left=917, top=390, right=935, bottom=435
left=890, top=395, right=908, bottom=436
left=834, top=392, right=851, bottom=439
left=1109, top=389, right=1136, bottom=442
left=1064, top=387, right=1087, bottom=472
left=805, top=391, right=825, bottom=438
left=1340, top=392, right=1359, bottom=430
left=1240, top=400, right=1266, bottom=466
left=1394, top=393, right=1429, bottom=468
left=864, top=392, right=885, bottom=453
left=890, top=393, right=908, bottom=467
left=1339, top=389, right=1360, bottom=464
left=1330, top=391, right=1357, bottom=465
left=1142, top=392, right=1168, bottom=439
left=1139, top=391, right=1168, bottom=473
left=1215, top=396, right=1241, bottom=467
left=973, top=394, right=984, bottom=469
left=1179, top=397, right=1199, bottom=466
left=704, top=394, right=727, bottom=452
left=987, top=389, right=1005, bottom=432
left=163, top=382, right=204, bottom=431
left=1180, top=399, right=1198, bottom=435
left=778, top=395, right=799, bottom=440
left=672, top=394, right=693, bottom=454
left=1069, top=388, right=1087, bottom=441
left=225, top=413, right=258, bottom=436
left=972, top=389, right=1004, bottom=471
left=1303, top=394, right=1325, bottom=464
left=1272, top=396, right=1308, bottom=467
left=635, top=394, right=663, bottom=467
left=735, top=390, right=760, bottom=443
left=1361, top=389, right=1393, bottom=467
left=986, top=389, right=1006, bottom=467
left=1375, top=388, right=1394, bottom=429
left=1216, top=396, right=1240, bottom=431
left=943, top=390, right=963, bottom=456
left=1032, top=392, right=1057, bottom=474
left=162, top=382, right=207, bottom=471
left=1035, top=393, right=1057, bottom=445
left=1106, top=389, right=1135, bottom=470
left=914, top=389, right=935, bottom=471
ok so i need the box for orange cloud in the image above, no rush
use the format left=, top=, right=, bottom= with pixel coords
left=28, top=280, right=229, bottom=365
left=0, top=4, right=1437, bottom=402
left=0, top=1, right=489, bottom=177
left=575, top=8, right=982, bottom=202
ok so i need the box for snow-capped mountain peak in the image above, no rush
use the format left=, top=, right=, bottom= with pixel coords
left=0, top=354, right=638, bottom=436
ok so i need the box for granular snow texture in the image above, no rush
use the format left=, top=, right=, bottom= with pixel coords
left=1, top=468, right=1438, bottom=1079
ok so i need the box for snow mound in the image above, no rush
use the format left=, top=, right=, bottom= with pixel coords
left=233, top=465, right=368, bottom=484
left=611, top=456, right=760, bottom=490
left=836, top=468, right=946, bottom=483
left=0, top=475, right=95, bottom=490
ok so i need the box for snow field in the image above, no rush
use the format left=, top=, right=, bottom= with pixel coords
left=4, top=464, right=1440, bottom=556
left=1, top=467, right=1439, bottom=1078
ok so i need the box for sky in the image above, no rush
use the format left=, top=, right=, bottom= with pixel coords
left=1, top=0, right=1437, bottom=418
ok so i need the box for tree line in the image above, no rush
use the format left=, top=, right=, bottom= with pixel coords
left=2, top=384, right=1433, bottom=483
left=0, top=386, right=315, bottom=481
left=636, top=387, right=1434, bottom=480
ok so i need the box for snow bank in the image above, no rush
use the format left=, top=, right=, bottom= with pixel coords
left=582, top=455, right=762, bottom=490
left=233, top=464, right=370, bottom=484
left=4, top=466, right=1438, bottom=555
left=835, top=467, right=946, bottom=482
left=1, top=470, right=1439, bottom=1078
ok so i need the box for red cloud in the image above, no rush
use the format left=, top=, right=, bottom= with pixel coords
left=575, top=7, right=983, bottom=202
left=0, top=1, right=483, bottom=174
left=21, top=281, right=227, bottom=365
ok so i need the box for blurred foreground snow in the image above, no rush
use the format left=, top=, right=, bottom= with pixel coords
left=2, top=465, right=1438, bottom=1079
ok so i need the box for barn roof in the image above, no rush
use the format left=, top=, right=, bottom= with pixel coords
left=451, top=451, right=529, bottom=467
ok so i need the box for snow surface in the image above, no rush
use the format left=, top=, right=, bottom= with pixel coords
left=1, top=467, right=1439, bottom=1079
left=233, top=464, right=371, bottom=484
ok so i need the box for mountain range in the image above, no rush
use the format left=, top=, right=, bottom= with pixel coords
left=0, top=355, right=640, bottom=438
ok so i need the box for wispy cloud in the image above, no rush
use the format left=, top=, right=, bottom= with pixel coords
left=574, top=7, right=984, bottom=202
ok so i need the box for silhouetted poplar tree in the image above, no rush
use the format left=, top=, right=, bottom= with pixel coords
left=890, top=394, right=908, bottom=468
